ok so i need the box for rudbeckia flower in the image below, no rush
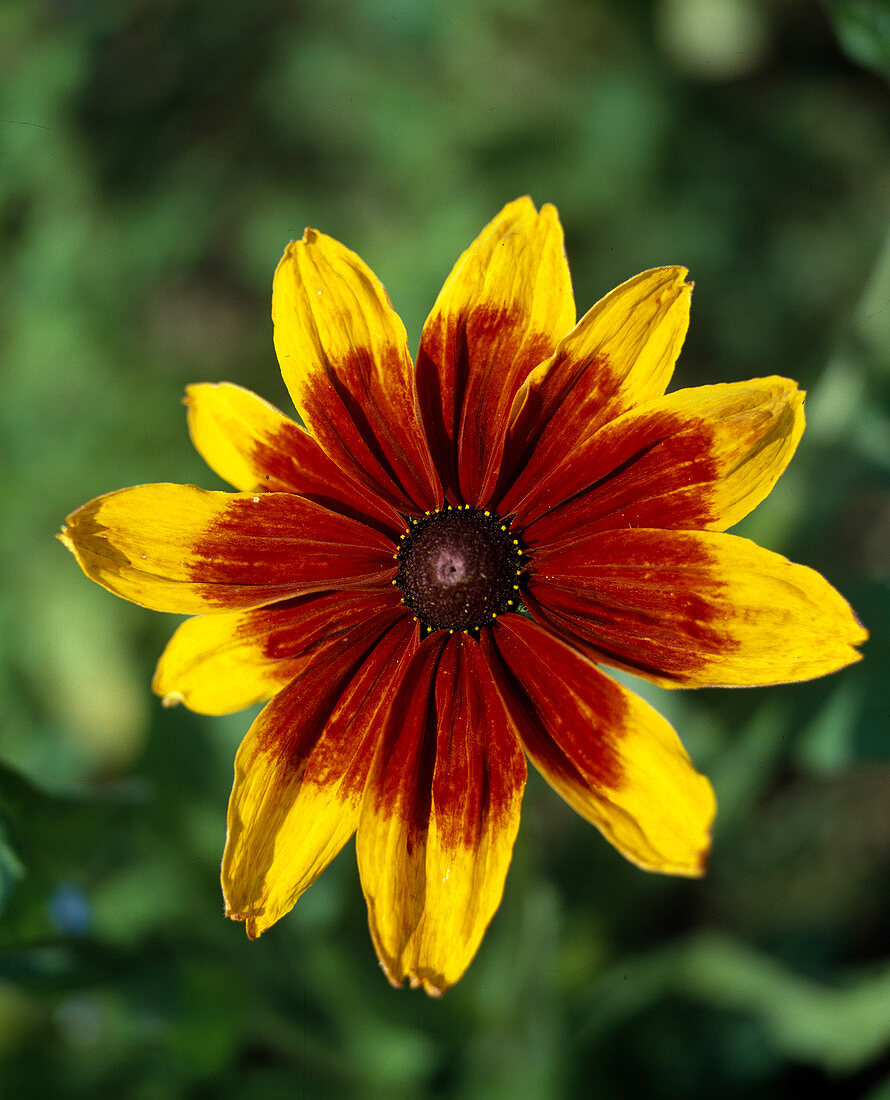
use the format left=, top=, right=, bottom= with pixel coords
left=60, top=198, right=866, bottom=994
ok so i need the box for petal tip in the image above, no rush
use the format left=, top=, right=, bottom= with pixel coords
left=413, top=974, right=446, bottom=998
left=379, top=960, right=405, bottom=990
left=506, top=194, right=537, bottom=216
left=660, top=266, right=693, bottom=296
left=649, top=264, right=691, bottom=288
left=849, top=603, right=869, bottom=647
left=379, top=961, right=448, bottom=996
left=277, top=238, right=302, bottom=268
left=183, top=382, right=211, bottom=406
left=225, top=904, right=264, bottom=940
left=693, top=838, right=712, bottom=878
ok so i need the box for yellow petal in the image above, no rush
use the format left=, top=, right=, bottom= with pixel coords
left=153, top=590, right=402, bottom=715
left=272, top=229, right=440, bottom=512
left=223, top=614, right=418, bottom=938
left=59, top=484, right=394, bottom=614
left=520, top=377, right=805, bottom=534
left=416, top=197, right=575, bottom=504
left=499, top=266, right=691, bottom=512
left=531, top=529, right=868, bottom=688
left=486, top=618, right=715, bottom=876
left=186, top=382, right=297, bottom=492
left=185, top=383, right=403, bottom=532
left=357, top=634, right=526, bottom=994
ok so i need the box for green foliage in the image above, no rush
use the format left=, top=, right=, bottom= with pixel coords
left=2, top=0, right=889, bottom=1095
left=824, top=0, right=890, bottom=78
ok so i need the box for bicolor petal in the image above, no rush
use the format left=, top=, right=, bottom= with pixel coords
left=498, top=266, right=691, bottom=514
left=357, top=633, right=526, bottom=995
left=186, top=382, right=404, bottom=534
left=486, top=617, right=715, bottom=876
left=272, top=229, right=441, bottom=512
left=59, top=484, right=395, bottom=614
left=153, top=590, right=404, bottom=715
left=223, top=612, right=418, bottom=938
left=530, top=529, right=867, bottom=687
left=518, top=378, right=804, bottom=534
left=416, top=197, right=575, bottom=505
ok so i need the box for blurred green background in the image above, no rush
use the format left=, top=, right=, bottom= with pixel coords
left=2, top=0, right=890, bottom=1096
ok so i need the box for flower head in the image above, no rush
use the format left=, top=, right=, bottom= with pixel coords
left=59, top=198, right=866, bottom=995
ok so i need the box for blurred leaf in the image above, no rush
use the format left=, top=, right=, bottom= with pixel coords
left=0, top=820, right=25, bottom=914
left=581, top=932, right=890, bottom=1074
left=823, top=0, right=890, bottom=79
left=680, top=934, right=890, bottom=1073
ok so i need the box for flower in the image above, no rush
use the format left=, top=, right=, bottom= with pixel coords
left=59, top=198, right=866, bottom=995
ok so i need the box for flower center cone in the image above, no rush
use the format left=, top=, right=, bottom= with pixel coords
left=397, top=509, right=521, bottom=632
